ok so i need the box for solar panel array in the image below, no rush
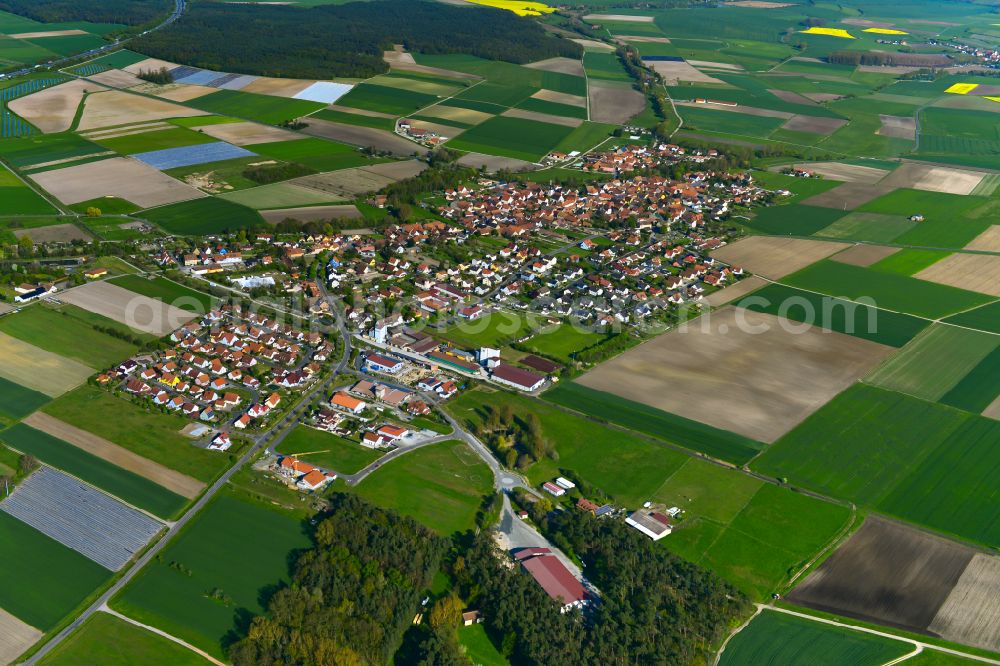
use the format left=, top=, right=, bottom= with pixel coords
left=168, top=65, right=257, bottom=91
left=132, top=140, right=257, bottom=170
left=0, top=78, right=67, bottom=138
left=0, top=467, right=163, bottom=571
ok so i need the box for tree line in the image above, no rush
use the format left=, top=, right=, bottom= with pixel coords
left=132, top=0, right=582, bottom=79
left=0, top=0, right=171, bottom=26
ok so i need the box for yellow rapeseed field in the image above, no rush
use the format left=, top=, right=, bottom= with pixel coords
left=945, top=83, right=980, bottom=95
left=464, top=0, right=555, bottom=15
left=800, top=27, right=855, bottom=39
left=863, top=28, right=908, bottom=35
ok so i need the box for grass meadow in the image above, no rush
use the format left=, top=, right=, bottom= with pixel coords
left=140, top=197, right=263, bottom=235
left=276, top=425, right=382, bottom=475
left=0, top=304, right=140, bottom=369
left=458, top=624, right=508, bottom=666
left=113, top=492, right=310, bottom=659
left=447, top=116, right=574, bottom=162
left=40, top=612, right=209, bottom=666
left=351, top=440, right=493, bottom=536
left=0, top=511, right=110, bottom=631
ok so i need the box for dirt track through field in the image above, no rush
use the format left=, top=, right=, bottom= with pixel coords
left=8, top=80, right=107, bottom=133
left=0, top=606, right=41, bottom=666
left=0, top=331, right=94, bottom=397
left=577, top=308, right=893, bottom=442
left=711, top=236, right=846, bottom=279
left=915, top=253, right=1000, bottom=297
left=23, top=412, right=205, bottom=499
left=57, top=281, right=196, bottom=336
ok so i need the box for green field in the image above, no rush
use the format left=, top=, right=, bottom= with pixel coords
left=865, top=325, right=1000, bottom=402
left=449, top=388, right=688, bottom=506
left=43, top=386, right=231, bottom=483
left=68, top=196, right=140, bottom=216
left=0, top=375, right=49, bottom=421
left=110, top=275, right=216, bottom=312
left=336, top=83, right=438, bottom=116
left=858, top=189, right=996, bottom=249
left=814, top=212, right=917, bottom=243
left=521, top=324, right=604, bottom=362
left=275, top=425, right=381, bottom=474
left=113, top=493, right=310, bottom=659
left=719, top=610, right=912, bottom=666
left=352, top=440, right=492, bottom=536
left=438, top=310, right=531, bottom=348
left=458, top=624, right=508, bottom=666
left=0, top=167, right=57, bottom=214
left=583, top=51, right=629, bottom=81
left=1, top=424, right=187, bottom=519
left=40, top=612, right=210, bottom=666
left=244, top=137, right=378, bottom=171
left=552, top=121, right=616, bottom=153
left=310, top=108, right=397, bottom=131
left=654, top=460, right=850, bottom=600
left=218, top=181, right=337, bottom=210
left=735, top=284, right=928, bottom=348
left=782, top=260, right=993, bottom=319
left=869, top=249, right=949, bottom=276
left=676, top=106, right=786, bottom=138
left=446, top=116, right=574, bottom=162
left=748, top=203, right=845, bottom=236
left=0, top=134, right=103, bottom=168
left=185, top=90, right=325, bottom=125
left=939, top=345, right=1000, bottom=413
left=0, top=304, right=139, bottom=369
left=753, top=384, right=968, bottom=506
left=543, top=382, right=763, bottom=465
left=515, top=97, right=588, bottom=120
left=944, top=301, right=1000, bottom=335
left=140, top=197, right=263, bottom=235
left=0, top=511, right=110, bottom=631
left=92, top=127, right=217, bottom=155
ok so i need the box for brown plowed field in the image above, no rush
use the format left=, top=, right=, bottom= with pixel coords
left=803, top=181, right=894, bottom=209
left=8, top=80, right=106, bottom=134
left=531, top=89, right=587, bottom=107
left=77, top=91, right=208, bottom=131
left=881, top=163, right=984, bottom=196
left=301, top=118, right=420, bottom=156
left=928, top=554, right=1000, bottom=652
left=261, top=204, right=362, bottom=223
left=502, top=108, right=582, bottom=128
left=830, top=244, right=900, bottom=267
left=0, top=607, right=41, bottom=666
left=915, top=253, right=1000, bottom=297
left=30, top=157, right=204, bottom=208
left=456, top=152, right=533, bottom=172
left=781, top=115, right=847, bottom=135
left=88, top=68, right=144, bottom=88
left=23, top=412, right=205, bottom=499
left=704, top=275, right=766, bottom=306
left=576, top=308, right=893, bottom=442
left=878, top=115, right=916, bottom=140
left=58, top=281, right=196, bottom=336
left=589, top=80, right=645, bottom=123
left=198, top=121, right=298, bottom=146
left=711, top=236, right=847, bottom=279
left=524, top=57, right=585, bottom=77
left=966, top=225, right=1000, bottom=251
left=14, top=224, right=92, bottom=244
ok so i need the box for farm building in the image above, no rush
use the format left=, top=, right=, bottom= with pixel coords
left=491, top=364, right=545, bottom=392
left=516, top=548, right=587, bottom=612
left=365, top=352, right=404, bottom=374
left=626, top=509, right=672, bottom=541
left=543, top=481, right=566, bottom=497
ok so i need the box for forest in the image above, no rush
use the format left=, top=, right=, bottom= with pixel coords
left=453, top=510, right=751, bottom=665
left=229, top=494, right=447, bottom=666
left=0, top=0, right=171, bottom=26
left=132, top=0, right=582, bottom=79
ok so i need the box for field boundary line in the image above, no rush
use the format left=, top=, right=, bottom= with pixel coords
left=712, top=604, right=763, bottom=666
left=98, top=607, right=227, bottom=666
left=784, top=503, right=857, bottom=591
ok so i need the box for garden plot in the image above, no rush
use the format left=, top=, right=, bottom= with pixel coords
left=293, top=81, right=353, bottom=104
left=57, top=281, right=196, bottom=337
left=76, top=91, right=208, bottom=131
left=711, top=236, right=846, bottom=279
left=23, top=412, right=205, bottom=500
left=30, top=157, right=204, bottom=208
left=788, top=162, right=890, bottom=182
left=260, top=204, right=362, bottom=223
left=0, top=467, right=163, bottom=571
left=0, top=331, right=94, bottom=397
left=14, top=223, right=91, bottom=244
left=7, top=79, right=106, bottom=133
left=0, top=607, right=41, bottom=666
left=502, top=107, right=582, bottom=128
left=87, top=69, right=144, bottom=88
left=780, top=115, right=847, bottom=134
left=589, top=79, right=645, bottom=123
left=531, top=89, right=587, bottom=107
left=301, top=118, right=419, bottom=155
left=830, top=244, right=900, bottom=267
left=133, top=141, right=255, bottom=170
left=878, top=114, right=916, bottom=140
left=576, top=308, right=893, bottom=442
left=789, top=516, right=1000, bottom=651
left=524, top=56, right=585, bottom=77
left=915, top=253, right=1000, bottom=297
left=965, top=225, right=1000, bottom=251
left=881, top=163, right=985, bottom=196
left=196, top=120, right=297, bottom=146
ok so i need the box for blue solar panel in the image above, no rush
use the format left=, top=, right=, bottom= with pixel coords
left=132, top=141, right=257, bottom=170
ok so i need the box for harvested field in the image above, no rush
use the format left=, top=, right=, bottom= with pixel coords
left=0, top=606, right=41, bottom=666
left=197, top=121, right=297, bottom=146
left=570, top=38, right=614, bottom=51
left=705, top=275, right=766, bottom=306
left=219, top=182, right=335, bottom=209
left=531, top=88, right=587, bottom=107
left=577, top=308, right=892, bottom=442
left=501, top=107, right=582, bottom=128
left=419, top=104, right=494, bottom=125
left=82, top=120, right=172, bottom=140
left=781, top=115, right=847, bottom=134
left=929, top=554, right=1000, bottom=652
left=646, top=60, right=724, bottom=85
left=881, top=163, right=985, bottom=196
left=789, top=162, right=890, bottom=183
left=803, top=181, right=894, bottom=210
left=985, top=394, right=1000, bottom=420
left=13, top=223, right=92, bottom=244
left=965, top=225, right=1000, bottom=251
left=146, top=83, right=218, bottom=102
left=456, top=152, right=533, bottom=172
left=584, top=13, right=655, bottom=21
left=619, top=35, right=671, bottom=43
left=878, top=114, right=916, bottom=140
left=122, top=58, right=178, bottom=75
left=57, top=281, right=196, bottom=337
left=0, top=331, right=94, bottom=397
left=915, top=253, right=1000, bottom=297
left=327, top=104, right=394, bottom=118
left=589, top=80, right=645, bottom=123
left=87, top=68, right=144, bottom=88
left=711, top=236, right=846, bottom=279
left=301, top=118, right=419, bottom=156
left=30, top=157, right=204, bottom=208
left=524, top=57, right=585, bottom=76
left=0, top=467, right=162, bottom=571
left=789, top=516, right=1000, bottom=647
left=241, top=76, right=312, bottom=97
left=831, top=244, right=900, bottom=267
left=23, top=412, right=205, bottom=500
left=76, top=91, right=208, bottom=131
left=677, top=100, right=791, bottom=119
left=768, top=88, right=816, bottom=105
left=9, top=29, right=87, bottom=38
left=8, top=80, right=106, bottom=134
left=261, top=204, right=362, bottom=223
